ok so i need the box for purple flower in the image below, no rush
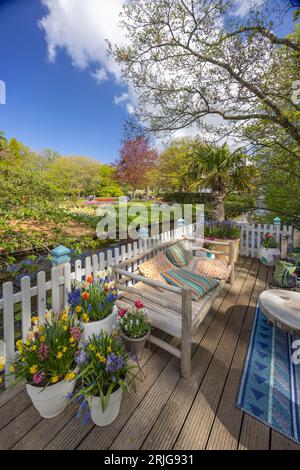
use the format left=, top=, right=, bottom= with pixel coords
left=38, top=343, right=49, bottom=360
left=75, top=350, right=88, bottom=365
left=105, top=353, right=124, bottom=373
left=33, top=373, right=43, bottom=385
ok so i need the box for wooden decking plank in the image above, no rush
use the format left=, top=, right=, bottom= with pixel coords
left=0, top=382, right=24, bottom=409
left=270, top=430, right=300, bottom=450
left=111, top=258, right=251, bottom=450
left=173, top=258, right=258, bottom=450
left=0, top=390, right=32, bottom=431
left=0, top=403, right=41, bottom=450
left=206, top=262, right=269, bottom=450
left=141, top=258, right=251, bottom=450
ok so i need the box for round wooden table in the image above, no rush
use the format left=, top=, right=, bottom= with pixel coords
left=258, top=290, right=300, bottom=335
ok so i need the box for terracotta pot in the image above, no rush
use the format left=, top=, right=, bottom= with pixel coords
left=121, top=330, right=150, bottom=360
left=208, top=237, right=240, bottom=264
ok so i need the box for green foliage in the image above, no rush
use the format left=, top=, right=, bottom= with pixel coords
left=162, top=192, right=211, bottom=204
left=72, top=332, right=136, bottom=413
left=118, top=302, right=151, bottom=339
left=98, top=165, right=123, bottom=197
left=204, top=221, right=241, bottom=240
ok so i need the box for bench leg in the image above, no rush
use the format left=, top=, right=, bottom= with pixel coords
left=181, top=289, right=192, bottom=378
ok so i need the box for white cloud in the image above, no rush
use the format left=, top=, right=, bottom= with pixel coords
left=39, top=0, right=127, bottom=81
left=114, top=92, right=129, bottom=105
left=233, top=0, right=266, bottom=17
left=91, top=67, right=108, bottom=83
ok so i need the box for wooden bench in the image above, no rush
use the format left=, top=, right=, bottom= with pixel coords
left=114, top=236, right=235, bottom=378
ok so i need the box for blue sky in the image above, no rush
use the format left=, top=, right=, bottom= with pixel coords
left=0, top=0, right=297, bottom=163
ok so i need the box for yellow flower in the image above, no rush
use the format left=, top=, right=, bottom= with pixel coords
left=107, top=346, right=112, bottom=353
left=16, top=339, right=23, bottom=350
left=69, top=337, right=75, bottom=344
left=29, top=365, right=38, bottom=374
left=26, top=341, right=31, bottom=346
left=51, top=376, right=59, bottom=384
left=45, top=310, right=52, bottom=321
left=96, top=352, right=106, bottom=364
left=40, top=335, right=46, bottom=343
left=0, top=356, right=6, bottom=371
left=75, top=306, right=82, bottom=313
left=82, top=314, right=90, bottom=323
left=0, top=377, right=3, bottom=384
left=64, top=371, right=76, bottom=382
left=88, top=344, right=96, bottom=352
left=9, top=364, right=15, bottom=373
left=31, top=316, right=39, bottom=324
left=30, top=345, right=38, bottom=351
left=62, top=346, right=68, bottom=353
left=63, top=325, right=68, bottom=331
left=60, top=312, right=68, bottom=322
left=56, top=351, right=63, bottom=359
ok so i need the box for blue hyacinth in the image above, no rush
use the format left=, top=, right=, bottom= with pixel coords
left=105, top=353, right=124, bottom=373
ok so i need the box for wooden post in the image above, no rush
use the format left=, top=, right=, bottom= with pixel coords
left=293, top=228, right=300, bottom=248
left=181, top=288, right=192, bottom=379
left=229, top=241, right=235, bottom=285
left=280, top=233, right=288, bottom=259
left=51, top=245, right=71, bottom=314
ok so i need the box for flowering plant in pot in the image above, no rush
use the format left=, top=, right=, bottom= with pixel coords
left=70, top=331, right=136, bottom=427
left=259, top=233, right=280, bottom=266
left=68, top=268, right=118, bottom=340
left=8, top=310, right=82, bottom=418
left=204, top=220, right=241, bottom=263
left=118, top=300, right=151, bottom=360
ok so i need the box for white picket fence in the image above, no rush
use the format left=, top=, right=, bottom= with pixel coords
left=0, top=224, right=196, bottom=379
left=0, top=221, right=295, bottom=382
left=239, top=223, right=293, bottom=258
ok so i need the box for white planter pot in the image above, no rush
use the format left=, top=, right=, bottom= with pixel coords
left=88, top=387, right=123, bottom=426
left=259, top=246, right=281, bottom=266
left=26, top=376, right=76, bottom=419
left=82, top=305, right=118, bottom=341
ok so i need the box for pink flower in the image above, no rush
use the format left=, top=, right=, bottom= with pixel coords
left=118, top=308, right=128, bottom=318
left=134, top=300, right=144, bottom=309
left=33, top=373, right=43, bottom=385
left=70, top=327, right=81, bottom=342
left=38, top=343, right=49, bottom=360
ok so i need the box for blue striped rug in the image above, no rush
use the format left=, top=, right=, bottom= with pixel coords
left=237, top=306, right=300, bottom=444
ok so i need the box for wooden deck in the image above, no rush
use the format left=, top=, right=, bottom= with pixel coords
left=0, top=256, right=299, bottom=450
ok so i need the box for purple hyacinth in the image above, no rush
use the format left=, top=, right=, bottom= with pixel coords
left=75, top=350, right=88, bottom=365
left=105, top=353, right=124, bottom=373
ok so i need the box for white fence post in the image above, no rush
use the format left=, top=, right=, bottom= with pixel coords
left=51, top=245, right=71, bottom=314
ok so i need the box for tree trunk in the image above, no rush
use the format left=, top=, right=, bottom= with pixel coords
left=212, top=191, right=226, bottom=222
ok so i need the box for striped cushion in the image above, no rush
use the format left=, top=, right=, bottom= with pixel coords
left=165, top=241, right=193, bottom=268
left=161, top=269, right=219, bottom=301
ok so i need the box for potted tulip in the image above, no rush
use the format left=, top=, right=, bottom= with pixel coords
left=259, top=233, right=280, bottom=266
left=118, top=300, right=151, bottom=360
left=68, top=268, right=118, bottom=341
left=70, top=332, right=136, bottom=427
left=8, top=311, right=81, bottom=419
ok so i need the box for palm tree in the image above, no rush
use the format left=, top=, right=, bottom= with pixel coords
left=188, top=143, right=256, bottom=222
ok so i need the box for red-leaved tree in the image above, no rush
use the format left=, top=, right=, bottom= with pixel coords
left=115, top=136, right=157, bottom=194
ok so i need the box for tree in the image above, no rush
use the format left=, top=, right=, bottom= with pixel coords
left=98, top=165, right=123, bottom=197
left=188, top=143, right=257, bottom=221
left=114, top=0, right=300, bottom=146
left=115, top=136, right=157, bottom=194
left=157, top=138, right=195, bottom=192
